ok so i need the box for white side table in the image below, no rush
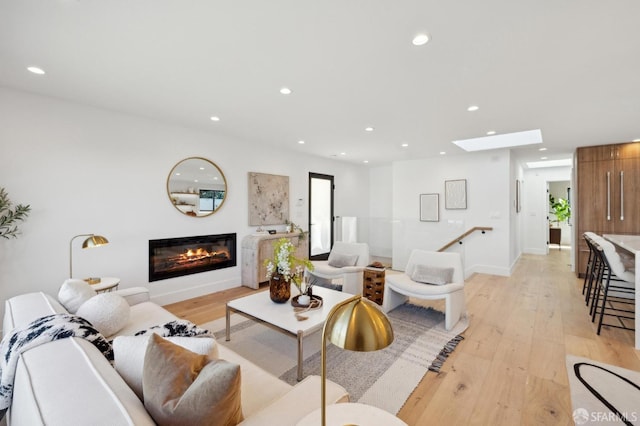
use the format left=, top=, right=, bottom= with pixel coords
left=89, top=277, right=120, bottom=293
left=296, top=403, right=407, bottom=426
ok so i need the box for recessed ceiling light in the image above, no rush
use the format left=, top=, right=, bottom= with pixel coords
left=194, top=179, right=199, bottom=183
left=541, top=156, right=548, bottom=160
left=453, top=129, right=543, bottom=151
left=175, top=173, right=181, bottom=176
left=467, top=105, right=479, bottom=112
left=440, top=151, right=446, bottom=155
left=633, top=138, right=640, bottom=142
left=210, top=116, right=220, bottom=122
left=280, top=87, right=292, bottom=95
left=363, top=160, right=369, bottom=164
left=27, top=66, right=45, bottom=75
left=365, top=127, right=374, bottom=132
left=539, top=147, right=547, bottom=151
left=199, top=167, right=205, bottom=170
left=214, top=177, right=218, bottom=180
left=340, top=152, right=346, bottom=156
left=298, top=140, right=305, bottom=144
left=401, top=143, right=409, bottom=147
left=412, top=33, right=430, bottom=46
left=486, top=130, right=496, bottom=135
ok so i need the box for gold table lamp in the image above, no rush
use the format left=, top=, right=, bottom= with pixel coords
left=69, top=233, right=109, bottom=278
left=321, top=294, right=394, bottom=426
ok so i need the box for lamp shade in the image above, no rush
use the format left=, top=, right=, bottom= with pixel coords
left=69, top=233, right=109, bottom=278
left=325, top=297, right=394, bottom=352
left=320, top=295, right=394, bottom=426
left=81, top=235, right=109, bottom=248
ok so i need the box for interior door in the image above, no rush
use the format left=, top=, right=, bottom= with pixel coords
left=309, top=173, right=334, bottom=260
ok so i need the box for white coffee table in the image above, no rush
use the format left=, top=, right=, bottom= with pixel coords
left=226, top=285, right=353, bottom=381
left=296, top=403, right=408, bottom=425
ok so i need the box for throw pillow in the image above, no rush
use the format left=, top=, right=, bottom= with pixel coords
left=113, top=334, right=219, bottom=400
left=57, top=279, right=97, bottom=313
left=411, top=265, right=454, bottom=285
left=143, top=334, right=243, bottom=426
left=76, top=293, right=130, bottom=337
left=328, top=252, right=359, bottom=268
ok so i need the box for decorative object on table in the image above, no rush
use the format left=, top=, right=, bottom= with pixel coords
left=248, top=172, right=289, bottom=226
left=292, top=295, right=324, bottom=321
left=0, top=187, right=30, bottom=239
left=291, top=294, right=323, bottom=308
left=285, top=220, right=308, bottom=241
left=320, top=295, right=394, bottom=426
left=268, top=272, right=290, bottom=303
left=445, top=179, right=467, bottom=209
left=264, top=237, right=314, bottom=303
left=419, top=193, right=439, bottom=222
left=69, top=234, right=109, bottom=278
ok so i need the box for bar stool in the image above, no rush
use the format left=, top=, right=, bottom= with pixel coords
left=590, top=240, right=635, bottom=335
left=583, top=233, right=606, bottom=307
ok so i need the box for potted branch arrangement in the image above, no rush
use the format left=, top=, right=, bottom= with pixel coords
left=0, top=187, right=31, bottom=239
left=264, top=238, right=314, bottom=304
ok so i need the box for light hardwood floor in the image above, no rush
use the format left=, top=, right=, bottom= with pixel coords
left=164, top=249, right=640, bottom=425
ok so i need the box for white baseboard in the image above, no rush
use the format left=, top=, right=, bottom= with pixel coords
left=465, top=264, right=511, bottom=277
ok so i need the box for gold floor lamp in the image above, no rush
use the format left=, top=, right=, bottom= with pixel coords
left=321, top=294, right=394, bottom=426
left=69, top=233, right=109, bottom=278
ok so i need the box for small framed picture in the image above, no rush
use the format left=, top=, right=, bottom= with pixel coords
left=445, top=179, right=467, bottom=210
left=420, top=193, right=439, bottom=222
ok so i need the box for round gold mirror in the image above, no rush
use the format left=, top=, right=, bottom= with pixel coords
left=167, top=157, right=227, bottom=217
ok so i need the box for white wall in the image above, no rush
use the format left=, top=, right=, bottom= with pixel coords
left=367, top=165, right=393, bottom=258
left=0, top=87, right=370, bottom=309
left=522, top=166, right=572, bottom=256
left=391, top=150, right=512, bottom=277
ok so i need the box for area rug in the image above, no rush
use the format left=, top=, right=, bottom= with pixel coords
left=203, top=303, right=468, bottom=415
left=566, top=355, right=640, bottom=425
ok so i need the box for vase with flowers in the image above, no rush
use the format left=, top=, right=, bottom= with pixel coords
left=264, top=237, right=314, bottom=303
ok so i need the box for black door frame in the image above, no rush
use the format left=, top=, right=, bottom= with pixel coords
left=308, top=172, right=334, bottom=260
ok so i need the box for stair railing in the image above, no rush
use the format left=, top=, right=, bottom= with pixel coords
left=437, top=226, right=493, bottom=252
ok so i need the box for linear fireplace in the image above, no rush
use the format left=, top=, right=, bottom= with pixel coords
left=149, top=233, right=237, bottom=282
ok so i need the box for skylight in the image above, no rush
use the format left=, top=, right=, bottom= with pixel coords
left=452, top=129, right=543, bottom=152
left=526, top=158, right=572, bottom=169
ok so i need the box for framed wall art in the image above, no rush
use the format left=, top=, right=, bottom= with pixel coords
left=248, top=172, right=289, bottom=226
left=420, top=193, right=439, bottom=222
left=445, top=179, right=467, bottom=209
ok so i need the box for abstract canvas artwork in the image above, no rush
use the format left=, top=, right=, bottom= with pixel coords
left=445, top=179, right=467, bottom=209
left=248, top=172, right=289, bottom=225
left=420, top=193, right=439, bottom=222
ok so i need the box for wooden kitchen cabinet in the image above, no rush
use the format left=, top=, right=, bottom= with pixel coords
left=575, top=142, right=640, bottom=277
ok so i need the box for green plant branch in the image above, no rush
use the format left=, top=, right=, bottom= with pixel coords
left=0, top=187, right=31, bottom=239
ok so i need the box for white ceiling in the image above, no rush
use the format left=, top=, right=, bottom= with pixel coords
left=2, top=1, right=639, bottom=167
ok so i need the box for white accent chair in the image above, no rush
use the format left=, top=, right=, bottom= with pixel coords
left=307, top=242, right=370, bottom=295
left=383, top=250, right=466, bottom=331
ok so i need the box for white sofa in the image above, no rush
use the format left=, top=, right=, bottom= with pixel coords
left=2, top=288, right=349, bottom=425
